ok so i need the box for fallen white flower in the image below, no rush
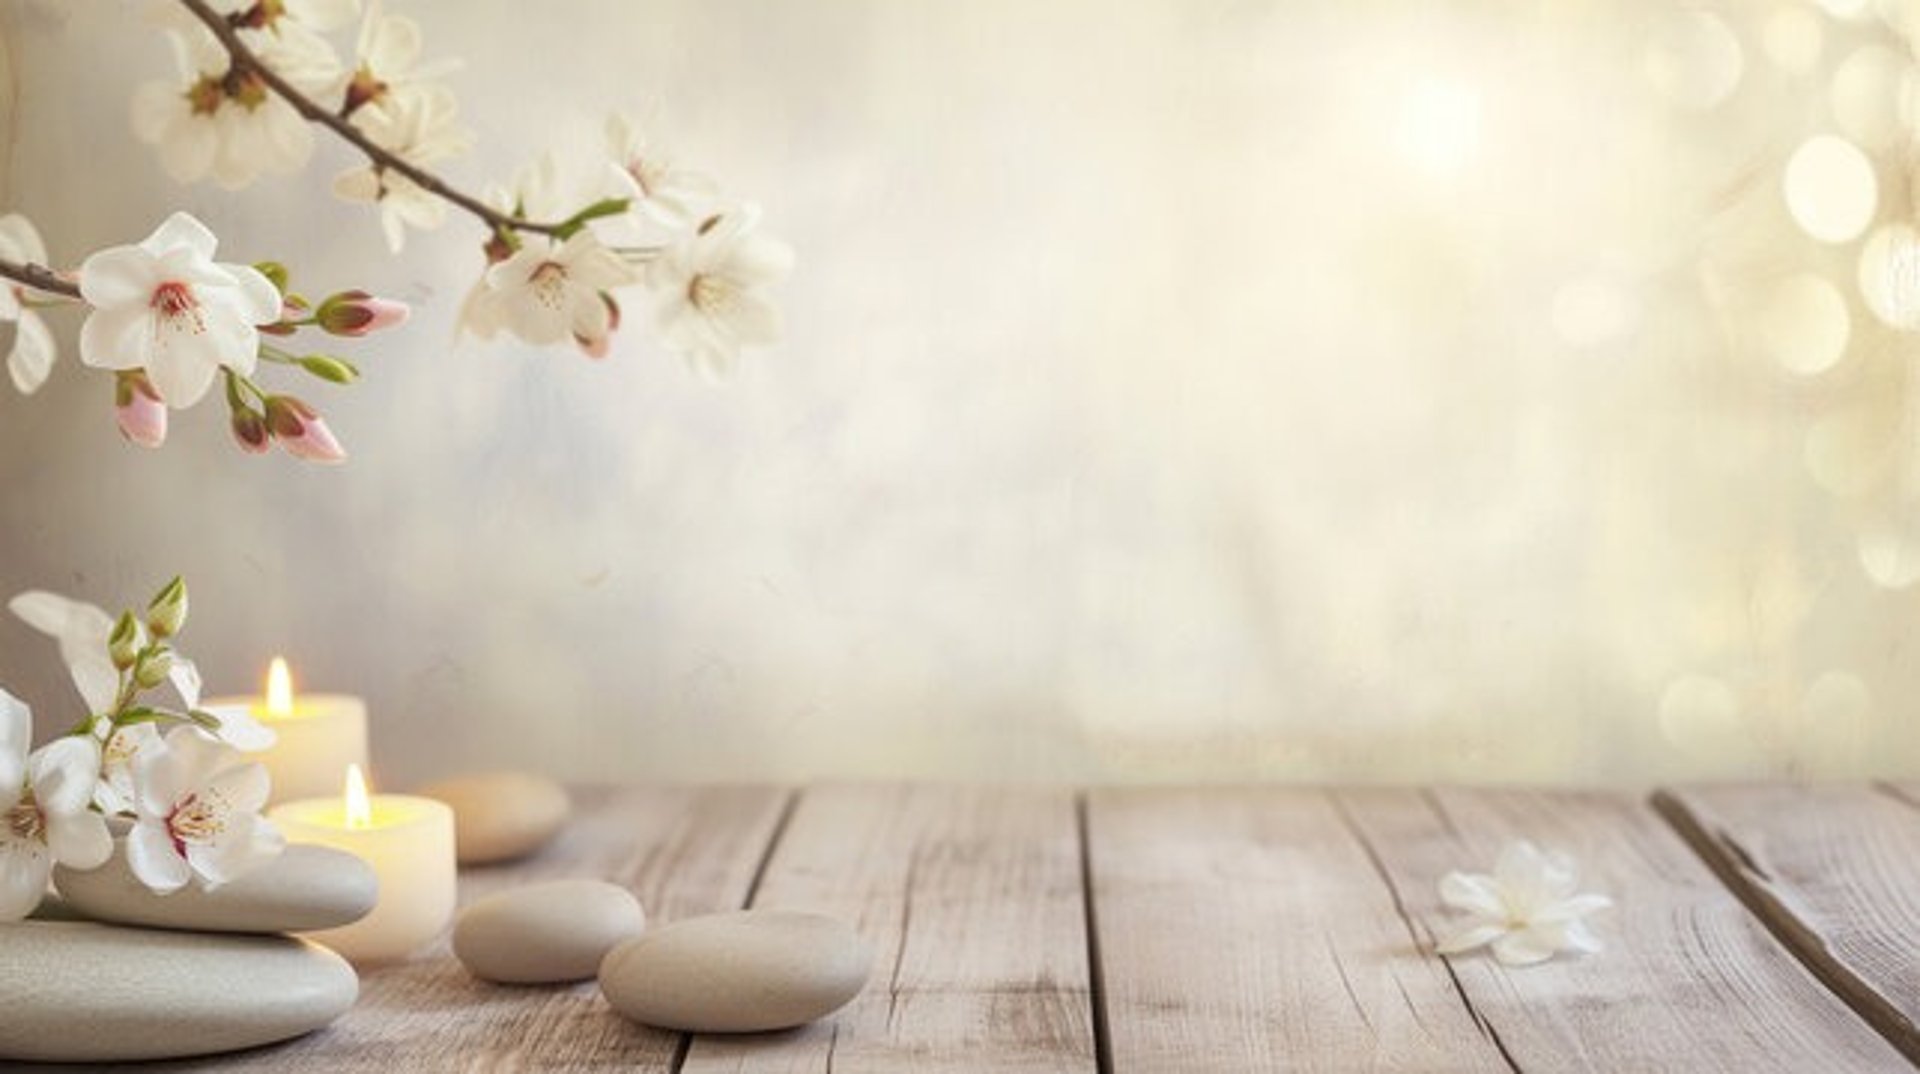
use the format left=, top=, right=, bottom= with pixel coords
left=1434, top=840, right=1611, bottom=966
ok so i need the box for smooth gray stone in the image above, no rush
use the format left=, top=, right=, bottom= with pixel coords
left=0, top=919, right=357, bottom=1062
left=454, top=879, right=645, bottom=984
left=55, top=843, right=377, bottom=934
left=418, top=771, right=571, bottom=865
left=599, top=910, right=870, bottom=1032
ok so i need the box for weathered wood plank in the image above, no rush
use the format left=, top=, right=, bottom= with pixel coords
left=1085, top=787, right=1511, bottom=1073
left=153, top=784, right=792, bottom=1073
left=680, top=784, right=1097, bottom=1074
left=1339, top=789, right=1909, bottom=1073
left=1655, top=784, right=1920, bottom=1062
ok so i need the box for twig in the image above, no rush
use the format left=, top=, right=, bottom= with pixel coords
left=0, top=256, right=81, bottom=300
left=174, top=0, right=568, bottom=239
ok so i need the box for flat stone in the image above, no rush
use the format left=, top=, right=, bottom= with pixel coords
left=0, top=919, right=357, bottom=1062
left=453, top=879, right=645, bottom=983
left=418, top=771, right=571, bottom=865
left=55, top=842, right=377, bottom=934
left=599, top=910, right=870, bottom=1032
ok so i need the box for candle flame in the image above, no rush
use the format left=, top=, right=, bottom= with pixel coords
left=344, top=763, right=372, bottom=830
left=266, top=657, right=294, bottom=719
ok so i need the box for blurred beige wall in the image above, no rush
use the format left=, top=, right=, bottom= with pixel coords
left=2, top=1, right=1917, bottom=786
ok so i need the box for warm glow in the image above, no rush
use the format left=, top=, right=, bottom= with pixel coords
left=1394, top=77, right=1481, bottom=179
left=266, top=657, right=294, bottom=718
left=344, top=763, right=372, bottom=830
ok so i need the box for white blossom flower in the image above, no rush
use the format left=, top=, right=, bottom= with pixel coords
left=8, top=588, right=261, bottom=750
left=131, top=31, right=315, bottom=190
left=333, top=86, right=471, bottom=252
left=0, top=691, right=112, bottom=920
left=1434, top=840, right=1612, bottom=966
left=605, top=112, right=715, bottom=229
left=77, top=212, right=280, bottom=408
left=126, top=726, right=282, bottom=893
left=0, top=213, right=57, bottom=394
left=471, top=231, right=635, bottom=351
left=646, top=205, right=792, bottom=380
left=343, top=0, right=460, bottom=118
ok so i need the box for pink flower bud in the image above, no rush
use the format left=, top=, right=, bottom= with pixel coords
left=114, top=371, right=168, bottom=449
left=316, top=290, right=410, bottom=337
left=230, top=406, right=271, bottom=454
left=263, top=395, right=348, bottom=464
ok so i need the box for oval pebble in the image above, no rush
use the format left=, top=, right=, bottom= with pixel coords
left=55, top=843, right=376, bottom=935
left=599, top=910, right=870, bottom=1032
left=453, top=879, right=644, bottom=984
left=0, top=919, right=357, bottom=1062
left=418, top=772, right=571, bottom=865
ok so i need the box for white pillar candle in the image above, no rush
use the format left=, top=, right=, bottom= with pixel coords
left=206, top=657, right=369, bottom=805
left=268, top=765, right=456, bottom=964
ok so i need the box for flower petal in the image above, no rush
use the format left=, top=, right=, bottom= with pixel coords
left=140, top=211, right=219, bottom=260
left=1438, top=871, right=1505, bottom=917
left=205, top=758, right=271, bottom=815
left=77, top=305, right=151, bottom=373
left=205, top=705, right=276, bottom=752
left=28, top=735, right=100, bottom=816
left=216, top=263, right=285, bottom=327
left=77, top=244, right=160, bottom=309
left=8, top=311, right=57, bottom=394
left=187, top=813, right=283, bottom=888
left=1492, top=925, right=1563, bottom=966
left=1532, top=892, right=1613, bottom=924
left=0, top=837, right=51, bottom=920
left=125, top=820, right=191, bottom=894
left=169, top=657, right=204, bottom=711
left=0, top=689, right=28, bottom=794
left=1435, top=921, right=1508, bottom=955
left=145, top=341, right=223, bottom=408
left=45, top=812, right=111, bottom=871
left=0, top=213, right=47, bottom=265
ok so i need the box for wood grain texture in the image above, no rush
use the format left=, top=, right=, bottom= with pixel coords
left=1338, top=789, right=1910, bottom=1073
left=1655, top=784, right=1920, bottom=1062
left=138, top=785, right=791, bottom=1073
left=680, top=784, right=1097, bottom=1074
left=1085, top=787, right=1512, bottom=1073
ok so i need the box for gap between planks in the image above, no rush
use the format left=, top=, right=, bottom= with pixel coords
left=1651, top=791, right=1920, bottom=1068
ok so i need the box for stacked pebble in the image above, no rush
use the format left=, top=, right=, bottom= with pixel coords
left=0, top=843, right=374, bottom=1063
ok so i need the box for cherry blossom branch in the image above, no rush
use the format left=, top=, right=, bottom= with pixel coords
left=0, top=255, right=81, bottom=301
left=174, top=0, right=569, bottom=239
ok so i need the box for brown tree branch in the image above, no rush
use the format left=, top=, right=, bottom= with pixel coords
left=174, top=0, right=568, bottom=238
left=0, top=256, right=82, bottom=300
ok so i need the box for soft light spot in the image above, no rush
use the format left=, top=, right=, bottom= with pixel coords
left=1644, top=11, right=1744, bottom=109
left=1856, top=224, right=1920, bottom=330
left=1762, top=6, right=1823, bottom=73
left=1754, top=274, right=1850, bottom=375
left=1394, top=78, right=1481, bottom=179
left=1804, top=413, right=1889, bottom=497
left=1830, top=46, right=1908, bottom=148
left=1551, top=278, right=1639, bottom=347
left=1783, top=135, right=1878, bottom=244
left=1858, top=519, right=1920, bottom=587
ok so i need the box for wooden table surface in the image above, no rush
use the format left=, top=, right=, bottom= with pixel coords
left=107, top=783, right=1920, bottom=1072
